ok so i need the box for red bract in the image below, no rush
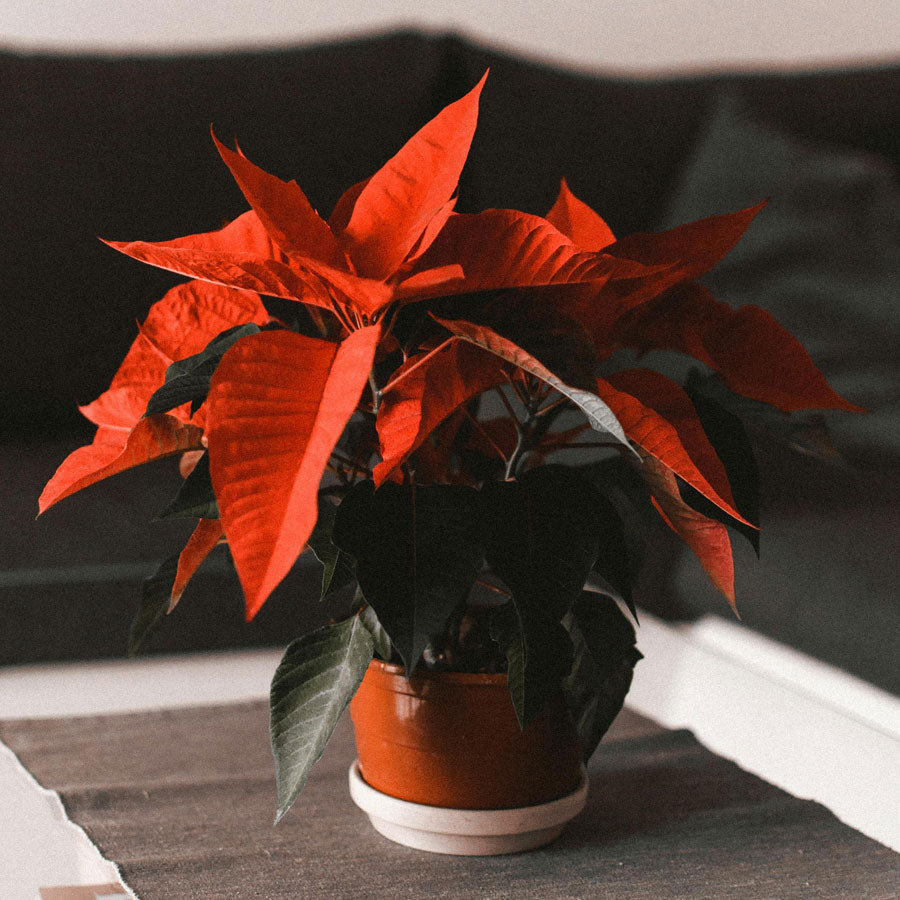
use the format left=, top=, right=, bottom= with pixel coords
left=103, top=74, right=495, bottom=321
left=39, top=280, right=267, bottom=515
left=205, top=326, right=381, bottom=618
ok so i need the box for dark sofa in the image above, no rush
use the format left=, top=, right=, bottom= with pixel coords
left=3, top=32, right=898, bottom=693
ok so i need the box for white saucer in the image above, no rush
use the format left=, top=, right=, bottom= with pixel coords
left=348, top=761, right=589, bottom=855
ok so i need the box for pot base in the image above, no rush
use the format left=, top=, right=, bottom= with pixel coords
left=348, top=761, right=588, bottom=855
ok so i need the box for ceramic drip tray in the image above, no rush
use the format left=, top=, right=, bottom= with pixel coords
left=348, top=761, right=589, bottom=855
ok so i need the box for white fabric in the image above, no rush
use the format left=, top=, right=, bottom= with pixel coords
left=0, top=741, right=134, bottom=900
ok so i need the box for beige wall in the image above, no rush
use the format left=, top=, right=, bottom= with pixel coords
left=2, top=0, right=899, bottom=71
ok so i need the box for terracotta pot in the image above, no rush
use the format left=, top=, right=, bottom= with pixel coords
left=349, top=659, right=584, bottom=810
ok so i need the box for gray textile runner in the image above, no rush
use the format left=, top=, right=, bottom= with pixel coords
left=2, top=703, right=896, bottom=898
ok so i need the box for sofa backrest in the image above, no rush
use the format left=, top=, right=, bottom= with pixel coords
left=2, top=31, right=898, bottom=439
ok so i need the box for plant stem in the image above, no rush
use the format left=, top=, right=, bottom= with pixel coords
left=460, top=406, right=508, bottom=463
left=494, top=385, right=519, bottom=422
left=368, top=371, right=382, bottom=416
left=534, top=393, right=569, bottom=418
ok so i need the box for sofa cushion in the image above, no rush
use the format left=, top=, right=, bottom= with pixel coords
left=634, top=92, right=900, bottom=694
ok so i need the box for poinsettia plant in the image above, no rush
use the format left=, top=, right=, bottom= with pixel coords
left=39, top=72, right=860, bottom=821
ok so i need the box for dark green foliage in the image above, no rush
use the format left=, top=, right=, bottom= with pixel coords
left=489, top=598, right=574, bottom=729
left=306, top=497, right=357, bottom=600
left=484, top=466, right=607, bottom=620
left=684, top=370, right=761, bottom=553
left=269, top=615, right=374, bottom=822
left=127, top=554, right=179, bottom=657
left=157, top=451, right=218, bottom=520
left=562, top=594, right=642, bottom=762
left=144, top=323, right=262, bottom=417
left=332, top=480, right=489, bottom=675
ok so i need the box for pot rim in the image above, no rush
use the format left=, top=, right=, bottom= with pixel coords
left=369, top=658, right=508, bottom=687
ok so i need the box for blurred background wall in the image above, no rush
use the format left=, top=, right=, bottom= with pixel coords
left=2, top=0, right=899, bottom=70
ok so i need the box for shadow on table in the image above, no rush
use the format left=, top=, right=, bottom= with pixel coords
left=559, top=729, right=788, bottom=847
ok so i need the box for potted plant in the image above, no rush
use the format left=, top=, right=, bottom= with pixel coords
left=38, top=73, right=860, bottom=854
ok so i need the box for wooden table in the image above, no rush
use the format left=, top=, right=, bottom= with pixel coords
left=2, top=698, right=897, bottom=899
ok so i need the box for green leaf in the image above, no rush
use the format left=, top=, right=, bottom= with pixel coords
left=489, top=599, right=574, bottom=729
left=358, top=603, right=394, bottom=662
left=562, top=594, right=642, bottom=762
left=586, top=491, right=635, bottom=620
left=269, top=614, right=374, bottom=822
left=127, top=555, right=178, bottom=657
left=144, top=323, right=263, bottom=417
left=683, top=371, right=761, bottom=554
left=484, top=466, right=607, bottom=621
left=583, top=570, right=637, bottom=623
left=144, top=371, right=214, bottom=417
left=332, top=480, right=488, bottom=675
left=306, top=498, right=356, bottom=599
left=165, top=322, right=263, bottom=383
left=157, top=451, right=219, bottom=520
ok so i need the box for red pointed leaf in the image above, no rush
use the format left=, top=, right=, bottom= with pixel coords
left=604, top=201, right=766, bottom=288
left=212, top=131, right=342, bottom=265
left=393, top=263, right=465, bottom=299
left=432, top=315, right=634, bottom=453
left=414, top=209, right=655, bottom=300
left=545, top=179, right=615, bottom=251
left=639, top=451, right=736, bottom=607
left=562, top=203, right=766, bottom=345
left=205, top=325, right=380, bottom=619
left=613, top=282, right=863, bottom=412
left=374, top=338, right=507, bottom=485
left=340, top=72, right=487, bottom=279
left=105, top=211, right=392, bottom=315
left=328, top=176, right=370, bottom=234
left=80, top=334, right=174, bottom=430
left=596, top=370, right=751, bottom=526
left=80, top=280, right=268, bottom=430
left=39, top=415, right=204, bottom=514
left=170, top=518, right=225, bottom=611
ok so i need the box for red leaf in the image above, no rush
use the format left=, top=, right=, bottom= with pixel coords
left=639, top=451, right=736, bottom=607
left=373, top=338, right=507, bottom=485
left=561, top=203, right=766, bottom=345
left=80, top=280, right=268, bottom=430
left=545, top=179, right=615, bottom=251
left=212, top=131, right=342, bottom=265
left=339, top=71, right=487, bottom=279
left=612, top=282, right=864, bottom=412
left=414, top=209, right=654, bottom=299
left=205, top=325, right=380, bottom=619
left=105, top=211, right=392, bottom=315
left=328, top=176, right=370, bottom=234
left=597, top=370, right=751, bottom=526
left=170, top=518, right=225, bottom=611
left=604, top=201, right=766, bottom=291
left=39, top=415, right=204, bottom=514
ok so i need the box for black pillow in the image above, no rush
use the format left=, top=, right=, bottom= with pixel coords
left=664, top=92, right=900, bottom=466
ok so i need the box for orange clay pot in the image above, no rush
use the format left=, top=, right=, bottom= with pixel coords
left=349, top=659, right=584, bottom=810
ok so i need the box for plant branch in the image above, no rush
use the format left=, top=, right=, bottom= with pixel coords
left=535, top=393, right=569, bottom=418
left=368, top=371, right=382, bottom=416
left=493, top=385, right=520, bottom=423
left=460, top=406, right=508, bottom=463
left=505, top=410, right=537, bottom=480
